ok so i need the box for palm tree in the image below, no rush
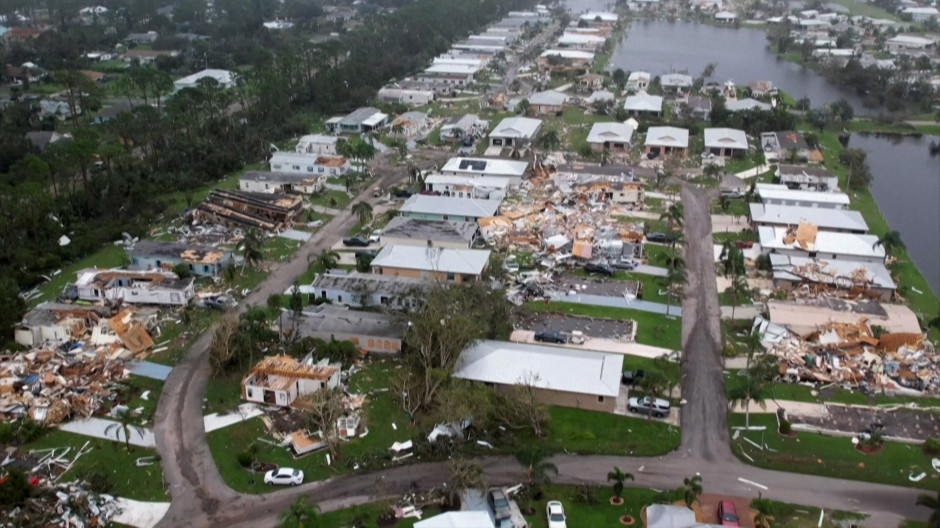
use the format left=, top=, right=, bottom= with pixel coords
left=278, top=496, right=321, bottom=528
left=873, top=230, right=905, bottom=258
left=105, top=407, right=145, bottom=452
left=661, top=264, right=687, bottom=316
left=351, top=201, right=373, bottom=228
left=516, top=448, right=558, bottom=490
left=727, top=274, right=751, bottom=319
left=680, top=474, right=703, bottom=508
left=606, top=466, right=634, bottom=502
left=751, top=495, right=775, bottom=528
left=659, top=203, right=684, bottom=232
left=729, top=374, right=766, bottom=428
left=719, top=242, right=745, bottom=277
left=637, top=368, right=669, bottom=419
left=537, top=128, right=561, bottom=151
left=915, top=489, right=940, bottom=528
left=354, top=251, right=373, bottom=272
left=316, top=249, right=339, bottom=272
left=240, top=228, right=265, bottom=270
left=703, top=162, right=722, bottom=181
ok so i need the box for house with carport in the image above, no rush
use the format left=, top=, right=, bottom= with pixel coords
left=452, top=340, right=624, bottom=413
left=399, top=194, right=501, bottom=222
left=528, top=90, right=568, bottom=115
left=623, top=91, right=663, bottom=117
left=488, top=117, right=542, bottom=148
left=371, top=245, right=491, bottom=283
left=703, top=127, right=748, bottom=158
left=644, top=126, right=689, bottom=159
left=587, top=122, right=636, bottom=153
left=280, top=305, right=407, bottom=355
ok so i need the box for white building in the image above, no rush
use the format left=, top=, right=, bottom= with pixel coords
left=749, top=203, right=868, bottom=233
left=440, top=157, right=529, bottom=182
left=703, top=128, right=748, bottom=157
left=377, top=87, right=436, bottom=105
left=241, top=354, right=340, bottom=408
left=758, top=225, right=885, bottom=263
left=295, top=134, right=338, bottom=156
left=587, top=122, right=636, bottom=153
left=423, top=174, right=511, bottom=200
left=488, top=117, right=542, bottom=147
left=902, top=7, right=939, bottom=23
left=269, top=152, right=350, bottom=176
left=239, top=171, right=325, bottom=195
left=173, top=69, right=235, bottom=91
left=70, top=269, right=195, bottom=306
left=623, top=91, right=663, bottom=116
left=755, top=183, right=850, bottom=209
left=626, top=71, right=651, bottom=92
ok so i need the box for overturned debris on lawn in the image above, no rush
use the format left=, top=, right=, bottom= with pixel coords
left=2, top=481, right=122, bottom=528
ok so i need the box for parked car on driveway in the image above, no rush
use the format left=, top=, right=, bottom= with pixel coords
left=621, top=369, right=645, bottom=385
left=546, top=500, right=567, bottom=528
left=627, top=396, right=671, bottom=418
left=534, top=330, right=566, bottom=344
left=584, top=262, right=615, bottom=276
left=736, top=240, right=754, bottom=249
left=342, top=236, right=370, bottom=247
left=203, top=295, right=238, bottom=311
left=487, top=488, right=511, bottom=520
left=646, top=232, right=674, bottom=244
left=717, top=499, right=740, bottom=526
left=264, top=467, right=304, bottom=486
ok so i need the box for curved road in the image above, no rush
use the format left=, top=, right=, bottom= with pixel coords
left=153, top=179, right=930, bottom=528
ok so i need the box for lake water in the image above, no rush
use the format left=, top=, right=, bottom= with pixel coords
left=608, top=20, right=867, bottom=109
left=851, top=134, right=940, bottom=295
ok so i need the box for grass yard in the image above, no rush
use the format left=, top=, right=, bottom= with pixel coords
left=262, top=236, right=302, bottom=263
left=526, top=301, right=682, bottom=350
left=24, top=430, right=167, bottom=501
left=730, top=414, right=936, bottom=489
left=825, top=0, right=898, bottom=20
left=535, top=407, right=680, bottom=456
left=32, top=244, right=127, bottom=306
left=147, top=307, right=221, bottom=366
left=119, top=376, right=165, bottom=424
left=711, top=198, right=750, bottom=218
left=311, top=190, right=352, bottom=209
left=204, top=373, right=246, bottom=415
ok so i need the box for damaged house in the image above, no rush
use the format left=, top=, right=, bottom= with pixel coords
left=280, top=305, right=407, bottom=354
left=241, top=354, right=340, bottom=408
left=775, top=164, right=839, bottom=191
left=755, top=183, right=850, bottom=209
left=14, top=303, right=112, bottom=348
left=308, top=270, right=433, bottom=308
left=749, top=203, right=868, bottom=234
left=64, top=269, right=195, bottom=306
left=758, top=223, right=885, bottom=263
left=194, top=189, right=303, bottom=231
left=381, top=217, right=479, bottom=249
left=239, top=171, right=326, bottom=195
left=371, top=245, right=492, bottom=283
left=127, top=240, right=234, bottom=277
left=769, top=254, right=896, bottom=301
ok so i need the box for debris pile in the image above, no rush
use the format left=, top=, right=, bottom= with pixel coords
left=2, top=482, right=122, bottom=528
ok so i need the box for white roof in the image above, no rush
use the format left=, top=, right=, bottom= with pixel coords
left=661, top=73, right=693, bottom=87
left=400, top=194, right=502, bottom=218
left=424, top=63, right=481, bottom=75
left=579, top=12, right=619, bottom=22
left=361, top=112, right=389, bottom=127
left=704, top=128, right=748, bottom=150
left=586, top=90, right=615, bottom=103
left=371, top=245, right=491, bottom=275
left=529, top=90, right=568, bottom=106
left=624, top=91, right=663, bottom=113
left=540, top=49, right=595, bottom=60
left=627, top=71, right=651, bottom=82
left=725, top=98, right=772, bottom=112
left=902, top=7, right=940, bottom=14
left=491, top=117, right=542, bottom=139
left=415, top=512, right=495, bottom=528
left=424, top=174, right=511, bottom=189
left=646, top=505, right=697, bottom=528
left=715, top=10, right=737, bottom=18
left=296, top=134, right=337, bottom=150
left=887, top=35, right=935, bottom=46
left=587, top=122, right=636, bottom=144
left=453, top=340, right=624, bottom=397
left=758, top=226, right=885, bottom=260
left=756, top=183, right=850, bottom=207
left=769, top=254, right=895, bottom=290
left=645, top=126, right=689, bottom=149
left=432, top=56, right=485, bottom=67
left=441, top=157, right=528, bottom=177
left=173, top=69, right=235, bottom=89
left=750, top=203, right=868, bottom=232
left=558, top=33, right=607, bottom=44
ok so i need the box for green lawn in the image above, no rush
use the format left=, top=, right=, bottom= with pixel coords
left=32, top=244, right=128, bottom=306
left=147, top=307, right=221, bottom=366
left=204, top=372, right=246, bottom=415
left=825, top=0, right=898, bottom=20
left=526, top=301, right=682, bottom=350
left=24, top=430, right=167, bottom=501
left=536, top=407, right=680, bottom=456
left=119, top=376, right=165, bottom=424
left=311, top=190, right=352, bottom=209
left=730, top=414, right=936, bottom=489
left=711, top=198, right=750, bottom=218
left=262, top=236, right=302, bottom=262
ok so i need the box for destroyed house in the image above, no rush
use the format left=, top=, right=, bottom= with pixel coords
left=453, top=340, right=623, bottom=413
left=381, top=217, right=479, bottom=249
left=281, top=305, right=407, bottom=354
left=767, top=299, right=922, bottom=336
left=15, top=303, right=111, bottom=347
left=128, top=240, right=234, bottom=277
left=758, top=224, right=885, bottom=263
left=241, top=355, right=340, bottom=407
left=760, top=131, right=811, bottom=162
left=195, top=189, right=303, bottom=231
left=749, top=204, right=868, bottom=234
left=572, top=180, right=645, bottom=205
left=68, top=269, right=195, bottom=306
left=769, top=254, right=895, bottom=301
left=309, top=270, right=432, bottom=308
left=239, top=171, right=325, bottom=195
left=371, top=245, right=491, bottom=283
left=775, top=164, right=839, bottom=191
left=399, top=195, right=501, bottom=222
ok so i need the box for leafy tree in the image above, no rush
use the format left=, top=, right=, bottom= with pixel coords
left=727, top=274, right=752, bottom=319
left=612, top=68, right=627, bottom=89
left=355, top=251, right=373, bottom=272
left=729, top=374, right=766, bottom=428
left=445, top=459, right=486, bottom=509
left=660, top=262, right=687, bottom=317
left=516, top=447, right=558, bottom=489
left=839, top=148, right=873, bottom=191
left=916, top=488, right=940, bottom=528
left=537, top=128, right=561, bottom=151
left=606, top=466, right=634, bottom=500
left=240, top=228, right=265, bottom=270
left=517, top=99, right=530, bottom=116
left=278, top=495, right=321, bottom=528
left=290, top=283, right=304, bottom=318
left=751, top=495, right=776, bottom=528
left=304, top=388, right=346, bottom=460
left=493, top=374, right=550, bottom=436
left=351, top=201, right=374, bottom=228
left=719, top=242, right=745, bottom=278
left=0, top=469, right=31, bottom=508
left=104, top=407, right=146, bottom=452
left=659, top=203, right=684, bottom=231
left=679, top=474, right=703, bottom=508
left=267, top=293, right=283, bottom=319
left=873, top=230, right=905, bottom=257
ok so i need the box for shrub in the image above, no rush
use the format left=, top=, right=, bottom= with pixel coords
left=75, top=469, right=113, bottom=494
left=573, top=484, right=597, bottom=505
left=779, top=420, right=792, bottom=435
left=0, top=469, right=31, bottom=507
left=924, top=437, right=940, bottom=455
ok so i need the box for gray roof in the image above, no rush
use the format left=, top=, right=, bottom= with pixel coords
left=240, top=170, right=322, bottom=184
left=453, top=340, right=623, bottom=397
left=400, top=195, right=501, bottom=219
left=383, top=217, right=478, bottom=244
left=372, top=245, right=491, bottom=275
left=128, top=240, right=232, bottom=262
left=529, top=90, right=568, bottom=106
left=310, top=270, right=434, bottom=296
left=282, top=305, right=407, bottom=339
left=750, top=203, right=868, bottom=232
left=22, top=302, right=111, bottom=327
left=341, top=107, right=383, bottom=125
left=769, top=254, right=895, bottom=290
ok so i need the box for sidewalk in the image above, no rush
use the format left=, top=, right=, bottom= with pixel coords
left=111, top=498, right=171, bottom=528
left=730, top=398, right=829, bottom=419
left=734, top=164, right=771, bottom=179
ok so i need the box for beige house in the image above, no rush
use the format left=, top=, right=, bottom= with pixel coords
left=241, top=354, right=340, bottom=407
left=577, top=73, right=605, bottom=92
left=573, top=180, right=645, bottom=206
left=644, top=126, right=690, bottom=159
left=371, top=245, right=491, bottom=283
left=381, top=217, right=479, bottom=249
left=453, top=340, right=623, bottom=413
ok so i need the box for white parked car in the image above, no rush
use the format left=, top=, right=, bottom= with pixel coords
left=264, top=467, right=304, bottom=486
left=546, top=500, right=567, bottom=528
